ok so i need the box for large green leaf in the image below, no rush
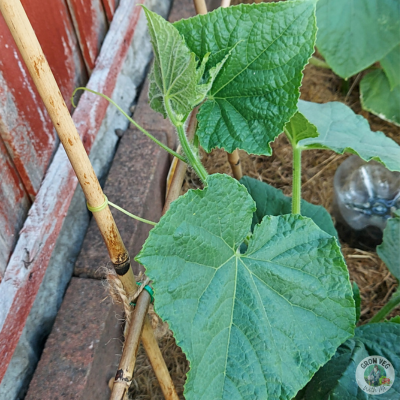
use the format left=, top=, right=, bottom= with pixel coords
left=380, top=45, right=400, bottom=90
left=137, top=174, right=355, bottom=400
left=299, top=322, right=400, bottom=399
left=174, top=1, right=317, bottom=155
left=316, top=0, right=400, bottom=79
left=297, top=100, right=400, bottom=172
left=240, top=176, right=338, bottom=239
left=360, top=69, right=400, bottom=127
left=377, top=212, right=400, bottom=281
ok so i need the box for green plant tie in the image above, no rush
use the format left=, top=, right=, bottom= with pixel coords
left=86, top=194, right=157, bottom=226
left=130, top=282, right=154, bottom=306
left=86, top=194, right=109, bottom=213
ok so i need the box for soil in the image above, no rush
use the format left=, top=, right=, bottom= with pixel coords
left=129, top=4, right=400, bottom=399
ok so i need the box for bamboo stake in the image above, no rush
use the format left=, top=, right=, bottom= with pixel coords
left=164, top=107, right=198, bottom=214
left=0, top=0, right=133, bottom=292
left=220, top=0, right=243, bottom=181
left=0, top=1, right=177, bottom=398
left=141, top=317, right=177, bottom=399
left=227, top=150, right=243, bottom=180
left=111, top=291, right=151, bottom=400
left=166, top=0, right=244, bottom=206
left=193, top=0, right=207, bottom=15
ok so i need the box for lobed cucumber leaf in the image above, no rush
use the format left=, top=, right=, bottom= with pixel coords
left=316, top=0, right=400, bottom=79
left=240, top=176, right=338, bottom=239
left=360, top=69, right=400, bottom=127
left=284, top=111, right=319, bottom=146
left=297, top=100, right=400, bottom=172
left=174, top=1, right=317, bottom=155
left=137, top=174, right=355, bottom=400
left=377, top=211, right=400, bottom=282
left=143, top=7, right=228, bottom=124
left=380, top=45, right=400, bottom=90
left=298, top=322, right=400, bottom=399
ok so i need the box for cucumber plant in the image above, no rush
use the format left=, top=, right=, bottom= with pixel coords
left=297, top=211, right=400, bottom=399
left=313, top=0, right=400, bottom=126
left=77, top=2, right=400, bottom=398
left=134, top=3, right=400, bottom=398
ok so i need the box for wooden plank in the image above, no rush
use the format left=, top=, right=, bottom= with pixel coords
left=0, top=0, right=145, bottom=383
left=102, top=0, right=119, bottom=23
left=0, top=138, right=31, bottom=280
left=66, top=0, right=108, bottom=72
left=0, top=0, right=87, bottom=199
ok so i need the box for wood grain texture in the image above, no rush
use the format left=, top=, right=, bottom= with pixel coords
left=66, top=0, right=108, bottom=72
left=0, top=0, right=87, bottom=198
left=0, top=137, right=30, bottom=279
left=0, top=0, right=144, bottom=381
left=102, top=0, right=119, bottom=23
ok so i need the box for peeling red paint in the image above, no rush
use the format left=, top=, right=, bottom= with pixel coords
left=102, top=0, right=118, bottom=23
left=66, top=0, right=108, bottom=72
left=0, top=137, right=31, bottom=278
left=0, top=0, right=144, bottom=381
left=0, top=0, right=87, bottom=199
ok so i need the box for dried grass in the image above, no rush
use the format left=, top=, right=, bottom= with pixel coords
left=129, top=9, right=400, bottom=400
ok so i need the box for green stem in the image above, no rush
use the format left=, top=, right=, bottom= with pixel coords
left=164, top=99, right=208, bottom=184
left=176, top=124, right=208, bottom=184
left=108, top=201, right=157, bottom=226
left=369, top=288, right=400, bottom=323
left=309, top=56, right=331, bottom=70
left=71, top=87, right=186, bottom=163
left=292, top=146, right=302, bottom=214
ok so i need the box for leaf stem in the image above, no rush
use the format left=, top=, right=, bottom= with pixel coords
left=176, top=124, right=208, bottom=184
left=292, top=146, right=302, bottom=214
left=108, top=200, right=157, bottom=226
left=163, top=99, right=208, bottom=184
left=369, top=288, right=400, bottom=323
left=309, top=56, right=331, bottom=70
left=71, top=87, right=186, bottom=163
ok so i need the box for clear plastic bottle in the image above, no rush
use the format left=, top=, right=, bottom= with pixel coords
left=333, top=155, right=400, bottom=249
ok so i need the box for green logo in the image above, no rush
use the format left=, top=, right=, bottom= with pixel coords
left=356, top=356, right=395, bottom=395
left=364, top=364, right=387, bottom=387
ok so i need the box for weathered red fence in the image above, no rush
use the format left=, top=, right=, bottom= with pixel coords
left=0, top=0, right=118, bottom=278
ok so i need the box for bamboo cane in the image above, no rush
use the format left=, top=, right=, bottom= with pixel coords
left=193, top=0, right=243, bottom=181
left=164, top=108, right=198, bottom=214
left=0, top=0, right=135, bottom=292
left=193, top=0, right=207, bottom=15
left=110, top=291, right=151, bottom=400
left=227, top=150, right=243, bottom=180
left=220, top=0, right=243, bottom=180
left=0, top=1, right=177, bottom=398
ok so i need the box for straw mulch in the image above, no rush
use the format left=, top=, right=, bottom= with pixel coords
left=129, top=17, right=400, bottom=400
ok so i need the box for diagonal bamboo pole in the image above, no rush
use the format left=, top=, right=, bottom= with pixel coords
left=110, top=291, right=151, bottom=399
left=0, top=1, right=177, bottom=399
left=164, top=108, right=198, bottom=214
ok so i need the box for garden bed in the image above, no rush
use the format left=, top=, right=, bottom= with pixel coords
left=129, top=46, right=400, bottom=400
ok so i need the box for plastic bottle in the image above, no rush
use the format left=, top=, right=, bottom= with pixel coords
left=333, top=155, right=400, bottom=249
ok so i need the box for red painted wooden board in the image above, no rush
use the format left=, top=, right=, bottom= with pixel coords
left=0, top=138, right=31, bottom=279
left=0, top=0, right=145, bottom=383
left=66, top=0, right=108, bottom=72
left=102, top=0, right=119, bottom=23
left=0, top=0, right=87, bottom=199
